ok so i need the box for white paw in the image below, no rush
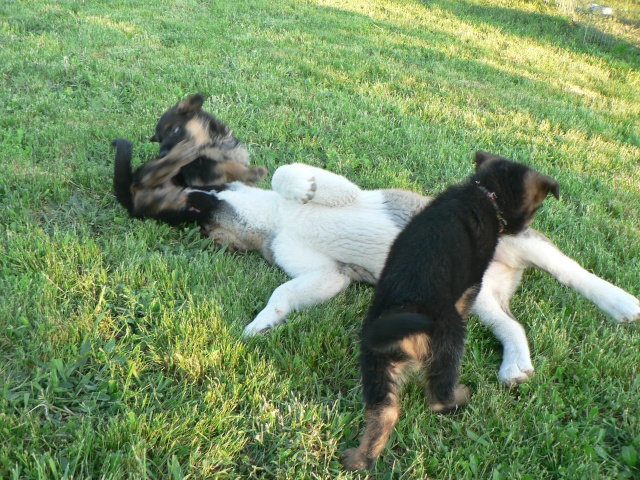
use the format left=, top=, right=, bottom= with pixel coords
left=498, top=359, right=535, bottom=386
left=282, top=176, right=317, bottom=204
left=272, top=165, right=318, bottom=203
left=243, top=318, right=274, bottom=337
left=596, top=285, right=640, bottom=323
left=243, top=307, right=286, bottom=338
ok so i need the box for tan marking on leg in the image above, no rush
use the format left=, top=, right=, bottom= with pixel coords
left=342, top=400, right=400, bottom=471
left=343, top=360, right=411, bottom=471
left=216, top=162, right=268, bottom=185
left=455, top=286, right=480, bottom=318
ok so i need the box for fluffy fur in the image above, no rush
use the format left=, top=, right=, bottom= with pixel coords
left=115, top=147, right=640, bottom=386
left=112, top=93, right=266, bottom=223
left=340, top=154, right=559, bottom=471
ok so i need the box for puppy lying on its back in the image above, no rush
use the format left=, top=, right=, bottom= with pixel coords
left=342, top=154, right=559, bottom=471
left=112, top=93, right=266, bottom=223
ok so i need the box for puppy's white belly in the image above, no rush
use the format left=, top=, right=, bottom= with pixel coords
left=276, top=201, right=398, bottom=280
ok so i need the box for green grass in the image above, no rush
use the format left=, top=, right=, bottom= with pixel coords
left=1, top=0, right=639, bottom=478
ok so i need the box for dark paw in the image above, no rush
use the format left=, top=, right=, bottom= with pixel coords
left=341, top=448, right=373, bottom=471
left=430, top=384, right=470, bottom=413
left=252, top=166, right=268, bottom=179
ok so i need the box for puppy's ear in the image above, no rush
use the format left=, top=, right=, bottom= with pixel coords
left=526, top=171, right=560, bottom=205
left=474, top=151, right=502, bottom=170
left=177, top=93, right=205, bottom=115
left=538, top=174, right=560, bottom=200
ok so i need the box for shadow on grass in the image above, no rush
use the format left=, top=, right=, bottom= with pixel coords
left=248, top=1, right=640, bottom=175
left=414, top=0, right=640, bottom=66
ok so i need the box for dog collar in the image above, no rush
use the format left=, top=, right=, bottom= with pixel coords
left=475, top=182, right=507, bottom=233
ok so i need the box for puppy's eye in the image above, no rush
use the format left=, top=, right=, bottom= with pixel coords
left=171, top=126, right=181, bottom=136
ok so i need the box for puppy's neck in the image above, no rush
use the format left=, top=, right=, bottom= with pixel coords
left=475, top=182, right=507, bottom=233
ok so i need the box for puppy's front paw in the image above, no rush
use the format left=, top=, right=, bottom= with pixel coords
left=243, top=321, right=272, bottom=337
left=599, top=286, right=640, bottom=323
left=247, top=166, right=268, bottom=184
left=498, top=361, right=535, bottom=386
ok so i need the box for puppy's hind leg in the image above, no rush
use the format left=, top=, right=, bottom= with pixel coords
left=272, top=163, right=362, bottom=207
left=425, top=311, right=470, bottom=412
left=342, top=357, right=405, bottom=471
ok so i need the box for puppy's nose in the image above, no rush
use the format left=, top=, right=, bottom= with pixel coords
left=159, top=148, right=169, bottom=157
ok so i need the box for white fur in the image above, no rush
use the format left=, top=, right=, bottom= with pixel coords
left=201, top=163, right=639, bottom=385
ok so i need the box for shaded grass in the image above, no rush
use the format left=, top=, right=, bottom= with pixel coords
left=1, top=0, right=639, bottom=478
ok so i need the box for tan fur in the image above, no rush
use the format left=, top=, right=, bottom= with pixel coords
left=131, top=184, right=190, bottom=216
left=183, top=119, right=250, bottom=166
left=216, top=162, right=267, bottom=186
left=399, top=334, right=430, bottom=361
left=455, top=286, right=480, bottom=318
left=138, top=140, right=200, bottom=188
left=185, top=118, right=211, bottom=148
left=523, top=170, right=560, bottom=221
left=200, top=221, right=268, bottom=254
left=200, top=144, right=249, bottom=166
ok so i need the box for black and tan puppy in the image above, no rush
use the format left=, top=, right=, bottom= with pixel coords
left=342, top=152, right=559, bottom=471
left=113, top=93, right=266, bottom=223
left=148, top=93, right=265, bottom=187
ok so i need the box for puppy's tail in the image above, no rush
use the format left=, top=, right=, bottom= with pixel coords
left=112, top=138, right=135, bottom=214
left=362, top=312, right=435, bottom=351
left=362, top=310, right=465, bottom=354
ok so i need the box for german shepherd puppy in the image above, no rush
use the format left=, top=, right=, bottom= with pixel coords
left=113, top=93, right=267, bottom=223
left=341, top=154, right=559, bottom=471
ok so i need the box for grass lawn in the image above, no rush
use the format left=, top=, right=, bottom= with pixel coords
left=1, top=0, right=639, bottom=478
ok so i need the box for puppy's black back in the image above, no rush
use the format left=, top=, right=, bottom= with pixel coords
left=368, top=184, right=500, bottom=321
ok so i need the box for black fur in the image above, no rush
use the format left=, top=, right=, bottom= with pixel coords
left=361, top=181, right=502, bottom=402
left=112, top=138, right=135, bottom=213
